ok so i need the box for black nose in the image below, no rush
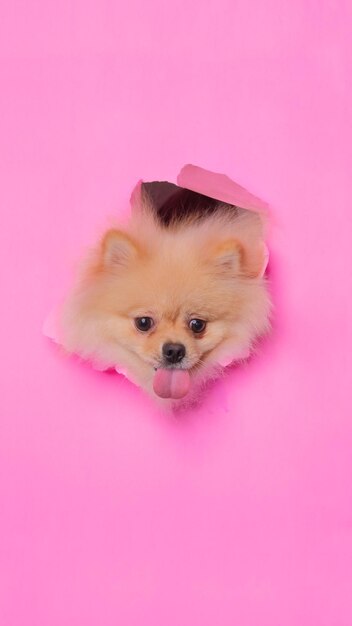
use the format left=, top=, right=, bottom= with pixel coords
left=162, top=342, right=186, bottom=364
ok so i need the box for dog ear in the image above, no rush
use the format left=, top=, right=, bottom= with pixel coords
left=209, top=239, right=244, bottom=276
left=240, top=240, right=269, bottom=278
left=101, top=230, right=140, bottom=268
left=210, top=238, right=268, bottom=278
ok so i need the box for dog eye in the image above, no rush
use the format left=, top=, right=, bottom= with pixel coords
left=135, top=317, right=154, bottom=332
left=189, top=319, right=206, bottom=334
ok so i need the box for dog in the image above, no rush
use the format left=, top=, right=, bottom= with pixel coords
left=57, top=181, right=271, bottom=405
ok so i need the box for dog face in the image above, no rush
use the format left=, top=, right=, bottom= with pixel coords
left=95, top=229, right=250, bottom=370
left=60, top=207, right=270, bottom=401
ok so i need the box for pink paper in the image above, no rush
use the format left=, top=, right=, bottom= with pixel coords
left=177, top=163, right=269, bottom=213
left=0, top=2, right=351, bottom=625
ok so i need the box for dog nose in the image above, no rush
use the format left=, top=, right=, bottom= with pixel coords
left=162, top=342, right=186, bottom=364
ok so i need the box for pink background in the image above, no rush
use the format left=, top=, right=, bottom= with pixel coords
left=1, top=2, right=351, bottom=625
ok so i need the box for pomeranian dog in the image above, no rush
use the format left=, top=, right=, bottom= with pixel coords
left=57, top=181, right=271, bottom=405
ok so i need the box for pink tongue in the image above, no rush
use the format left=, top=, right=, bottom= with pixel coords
left=153, top=368, right=191, bottom=399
